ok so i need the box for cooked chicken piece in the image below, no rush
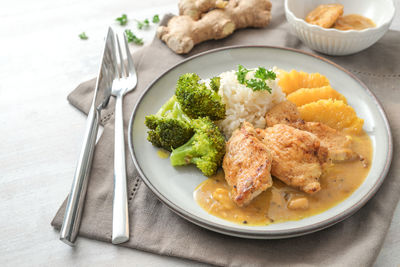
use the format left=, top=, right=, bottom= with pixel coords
left=301, top=122, right=357, bottom=162
left=256, top=124, right=328, bottom=194
left=265, top=101, right=303, bottom=128
left=266, top=101, right=358, bottom=163
left=305, top=4, right=344, bottom=28
left=223, top=122, right=273, bottom=207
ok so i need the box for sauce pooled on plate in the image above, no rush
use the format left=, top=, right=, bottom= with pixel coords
left=194, top=131, right=372, bottom=225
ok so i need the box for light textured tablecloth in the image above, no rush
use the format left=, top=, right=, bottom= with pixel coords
left=51, top=1, right=400, bottom=265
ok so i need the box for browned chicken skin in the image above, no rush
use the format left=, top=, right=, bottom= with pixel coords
left=266, top=100, right=303, bottom=128
left=223, top=101, right=365, bottom=206
left=265, top=101, right=359, bottom=163
left=301, top=122, right=357, bottom=162
left=256, top=124, right=328, bottom=194
left=223, top=122, right=273, bottom=207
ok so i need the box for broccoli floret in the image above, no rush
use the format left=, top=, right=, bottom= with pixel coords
left=145, top=95, right=194, bottom=151
left=175, top=73, right=225, bottom=121
left=170, top=117, right=226, bottom=176
left=209, top=76, right=221, bottom=92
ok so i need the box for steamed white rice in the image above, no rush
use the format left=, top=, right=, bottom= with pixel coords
left=217, top=67, right=286, bottom=138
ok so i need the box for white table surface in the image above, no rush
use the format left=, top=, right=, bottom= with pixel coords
left=1, top=1, right=399, bottom=266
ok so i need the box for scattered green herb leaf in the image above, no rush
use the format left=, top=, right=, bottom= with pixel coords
left=255, top=67, right=276, bottom=80
left=137, top=18, right=150, bottom=29
left=116, top=14, right=128, bottom=26
left=125, top=29, right=143, bottom=45
left=267, top=70, right=277, bottom=80
left=236, top=65, right=276, bottom=93
left=152, top=14, right=160, bottom=23
left=78, top=32, right=88, bottom=40
left=236, top=65, right=250, bottom=84
left=246, top=79, right=271, bottom=93
left=254, top=67, right=267, bottom=80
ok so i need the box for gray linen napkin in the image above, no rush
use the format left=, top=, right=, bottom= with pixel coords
left=52, top=1, right=400, bottom=266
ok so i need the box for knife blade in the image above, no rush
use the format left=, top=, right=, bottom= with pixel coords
left=60, top=27, right=117, bottom=246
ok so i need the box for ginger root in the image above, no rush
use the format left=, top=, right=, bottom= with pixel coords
left=157, top=0, right=272, bottom=54
left=179, top=0, right=229, bottom=20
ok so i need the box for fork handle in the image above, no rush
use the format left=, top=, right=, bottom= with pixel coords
left=60, top=105, right=100, bottom=246
left=112, top=94, right=130, bottom=244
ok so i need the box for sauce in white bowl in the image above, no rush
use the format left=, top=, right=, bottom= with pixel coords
left=284, top=0, right=395, bottom=55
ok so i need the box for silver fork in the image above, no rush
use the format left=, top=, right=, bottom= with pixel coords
left=111, top=32, right=137, bottom=244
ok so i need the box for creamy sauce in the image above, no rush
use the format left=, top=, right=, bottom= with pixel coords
left=334, top=14, right=376, bottom=31
left=194, top=131, right=372, bottom=226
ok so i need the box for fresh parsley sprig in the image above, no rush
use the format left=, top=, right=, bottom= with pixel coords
left=246, top=79, right=268, bottom=92
left=255, top=67, right=276, bottom=80
left=236, top=65, right=276, bottom=93
left=116, top=14, right=128, bottom=26
left=125, top=29, right=143, bottom=45
left=137, top=18, right=150, bottom=29
left=78, top=32, right=88, bottom=40
left=236, top=65, right=250, bottom=84
left=80, top=14, right=159, bottom=46
left=152, top=14, right=160, bottom=23
left=136, top=15, right=160, bottom=29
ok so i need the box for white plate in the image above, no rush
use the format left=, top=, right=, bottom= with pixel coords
left=128, top=46, right=392, bottom=239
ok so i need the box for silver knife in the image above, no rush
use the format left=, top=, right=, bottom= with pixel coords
left=60, top=27, right=117, bottom=246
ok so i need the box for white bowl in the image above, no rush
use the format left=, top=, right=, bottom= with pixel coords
left=284, top=0, right=395, bottom=55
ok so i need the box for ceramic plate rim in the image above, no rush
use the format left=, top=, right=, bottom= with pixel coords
left=128, top=45, right=393, bottom=239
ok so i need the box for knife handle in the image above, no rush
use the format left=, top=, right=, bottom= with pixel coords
left=60, top=106, right=100, bottom=246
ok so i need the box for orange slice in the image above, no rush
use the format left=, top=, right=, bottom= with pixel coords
left=278, top=70, right=330, bottom=95
left=287, top=85, right=347, bottom=107
left=299, top=99, right=364, bottom=134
